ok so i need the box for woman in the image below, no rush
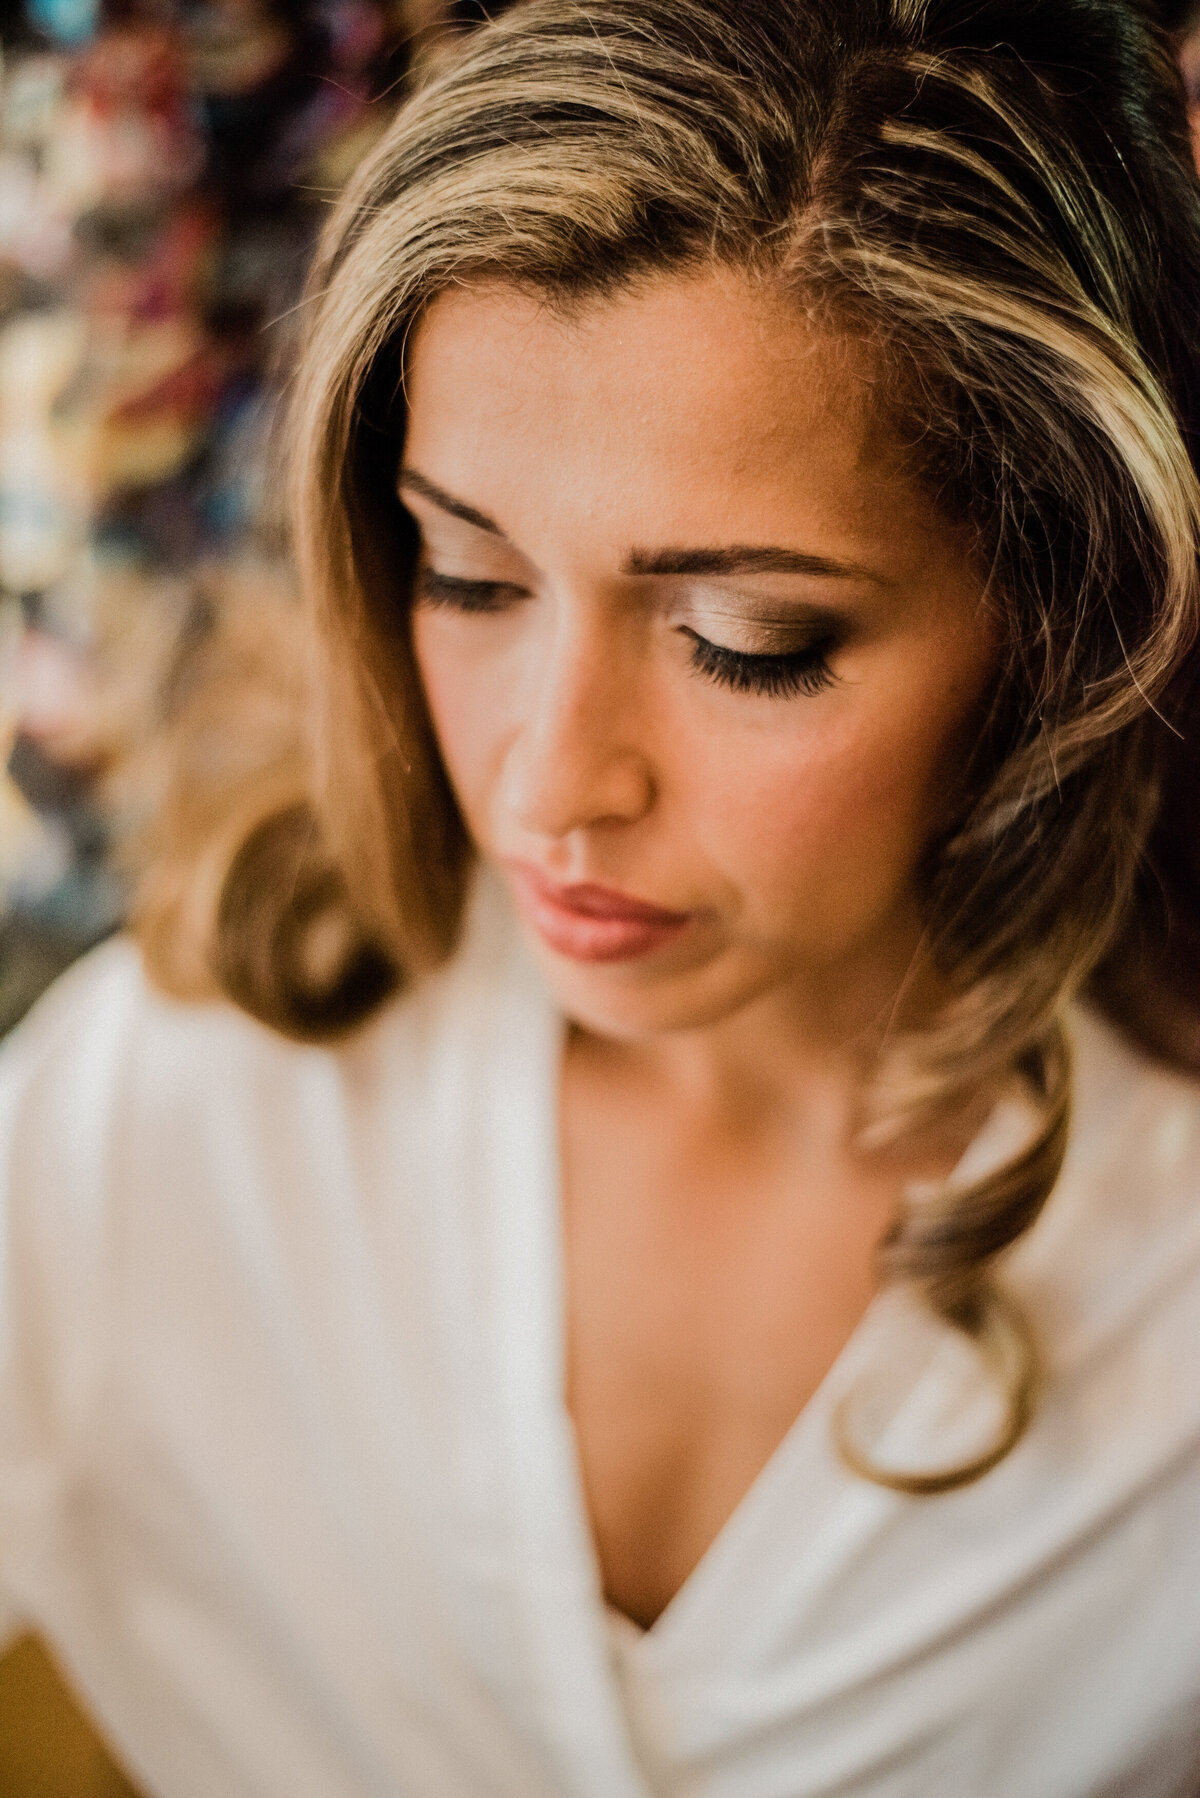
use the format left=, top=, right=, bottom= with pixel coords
left=2, top=1, right=1200, bottom=1793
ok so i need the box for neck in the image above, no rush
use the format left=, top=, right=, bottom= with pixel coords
left=571, top=923, right=944, bottom=1160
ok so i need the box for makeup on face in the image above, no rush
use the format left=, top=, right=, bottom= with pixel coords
left=400, top=468, right=877, bottom=705
left=505, top=861, right=696, bottom=963
left=402, top=273, right=997, bottom=1042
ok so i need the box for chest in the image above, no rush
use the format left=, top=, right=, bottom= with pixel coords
left=558, top=1075, right=898, bottom=1630
left=47, top=989, right=1200, bottom=1798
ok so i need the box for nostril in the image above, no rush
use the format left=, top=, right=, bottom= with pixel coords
left=499, top=716, right=656, bottom=840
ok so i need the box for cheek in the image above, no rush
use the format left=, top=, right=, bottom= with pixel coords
left=686, top=672, right=981, bottom=928
left=411, top=617, right=504, bottom=820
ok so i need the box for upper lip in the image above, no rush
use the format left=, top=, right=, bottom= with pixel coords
left=507, top=862, right=692, bottom=924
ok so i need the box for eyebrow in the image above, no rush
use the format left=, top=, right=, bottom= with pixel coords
left=399, top=468, right=503, bottom=536
left=625, top=545, right=881, bottom=581
left=398, top=467, right=885, bottom=584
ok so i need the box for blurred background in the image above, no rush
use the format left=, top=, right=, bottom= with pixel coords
left=0, top=0, right=519, bottom=1043
left=0, top=0, right=1195, bottom=1791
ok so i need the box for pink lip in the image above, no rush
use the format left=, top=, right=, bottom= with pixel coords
left=506, top=863, right=694, bottom=963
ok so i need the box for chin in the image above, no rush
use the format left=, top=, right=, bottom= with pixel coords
left=531, top=944, right=771, bottom=1042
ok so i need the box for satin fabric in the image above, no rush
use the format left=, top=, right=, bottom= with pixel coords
left=0, top=881, right=1198, bottom=1797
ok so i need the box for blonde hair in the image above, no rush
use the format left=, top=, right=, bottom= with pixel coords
left=133, top=0, right=1200, bottom=1490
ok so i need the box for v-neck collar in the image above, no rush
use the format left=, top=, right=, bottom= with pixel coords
left=590, top=1070, right=1041, bottom=1656
left=486, top=912, right=654, bottom=1798
left=486, top=876, right=1053, bottom=1778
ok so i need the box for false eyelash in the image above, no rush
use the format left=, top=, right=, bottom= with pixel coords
left=684, top=630, right=838, bottom=699
left=415, top=573, right=838, bottom=700
left=413, top=570, right=523, bottom=612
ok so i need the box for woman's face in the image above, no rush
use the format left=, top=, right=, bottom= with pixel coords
left=404, top=269, right=998, bottom=1043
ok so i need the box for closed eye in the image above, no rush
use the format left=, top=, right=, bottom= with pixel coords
left=413, top=570, right=527, bottom=612
left=414, top=570, right=840, bottom=699
left=682, top=628, right=839, bottom=699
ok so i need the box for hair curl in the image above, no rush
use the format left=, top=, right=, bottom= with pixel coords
left=133, top=0, right=1200, bottom=1490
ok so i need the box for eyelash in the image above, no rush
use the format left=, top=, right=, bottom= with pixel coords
left=415, top=570, right=518, bottom=613
left=680, top=628, right=838, bottom=699
left=413, top=571, right=839, bottom=699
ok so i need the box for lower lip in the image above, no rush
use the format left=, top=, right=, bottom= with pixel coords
left=510, top=874, right=692, bottom=964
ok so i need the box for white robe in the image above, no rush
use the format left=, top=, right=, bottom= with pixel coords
left=0, top=879, right=1198, bottom=1798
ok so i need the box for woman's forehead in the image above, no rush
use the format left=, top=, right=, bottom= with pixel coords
left=401, top=270, right=951, bottom=582
left=405, top=268, right=876, bottom=438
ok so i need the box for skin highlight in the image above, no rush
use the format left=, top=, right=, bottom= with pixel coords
left=403, top=268, right=1004, bottom=1628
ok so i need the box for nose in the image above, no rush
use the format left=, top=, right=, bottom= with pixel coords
left=499, top=607, right=656, bottom=841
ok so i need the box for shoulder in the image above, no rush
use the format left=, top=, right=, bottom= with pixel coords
left=0, top=871, right=549, bottom=1218
left=0, top=878, right=551, bottom=1428
left=0, top=935, right=330, bottom=1170
left=0, top=937, right=341, bottom=1346
left=1059, top=1002, right=1200, bottom=1246
left=1015, top=1001, right=1200, bottom=1374
left=1068, top=1001, right=1200, bottom=1176
left=0, top=937, right=176, bottom=1196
